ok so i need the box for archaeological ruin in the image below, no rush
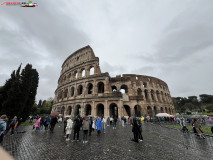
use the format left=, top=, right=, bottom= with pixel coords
left=52, top=46, right=175, bottom=118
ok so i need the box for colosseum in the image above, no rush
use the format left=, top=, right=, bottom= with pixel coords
left=52, top=46, right=175, bottom=119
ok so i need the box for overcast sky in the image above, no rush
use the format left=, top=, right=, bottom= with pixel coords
left=0, top=0, right=213, bottom=102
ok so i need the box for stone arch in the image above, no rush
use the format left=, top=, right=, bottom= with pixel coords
left=67, top=106, right=72, bottom=115
left=134, top=105, right=142, bottom=117
left=74, top=71, right=78, bottom=79
left=147, top=106, right=152, bottom=116
left=70, top=87, right=75, bottom=97
left=137, top=88, right=142, bottom=96
left=151, top=90, right=155, bottom=101
left=160, top=107, right=164, bottom=113
left=64, top=88, right=68, bottom=98
left=168, top=108, right=171, bottom=114
left=97, top=82, right=104, bottom=93
left=96, top=103, right=104, bottom=117
left=165, top=107, right=168, bottom=113
left=77, top=85, right=83, bottom=95
left=87, top=83, right=93, bottom=94
left=161, top=91, right=165, bottom=102
left=85, top=104, right=92, bottom=116
left=75, top=104, right=81, bottom=117
left=156, top=90, right=161, bottom=102
left=89, top=66, right=94, bottom=75
left=81, top=68, right=86, bottom=78
left=112, top=85, right=117, bottom=92
left=123, top=105, right=131, bottom=117
left=143, top=82, right=147, bottom=88
left=144, top=89, right=148, bottom=100
left=154, top=106, right=157, bottom=115
left=120, top=84, right=128, bottom=93
left=67, top=73, right=71, bottom=81
left=61, top=106, right=65, bottom=116
left=109, top=103, right=118, bottom=118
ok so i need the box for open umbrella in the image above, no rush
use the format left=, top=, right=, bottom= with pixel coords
left=50, top=111, right=59, bottom=118
left=156, top=113, right=171, bottom=117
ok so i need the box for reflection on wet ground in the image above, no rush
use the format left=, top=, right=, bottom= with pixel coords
left=2, top=122, right=213, bottom=160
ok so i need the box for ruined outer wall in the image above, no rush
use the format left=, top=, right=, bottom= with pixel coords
left=52, top=46, right=175, bottom=118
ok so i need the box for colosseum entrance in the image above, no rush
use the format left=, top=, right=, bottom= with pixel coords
left=147, top=106, right=153, bottom=116
left=134, top=105, right=142, bottom=117
left=75, top=105, right=81, bottom=117
left=85, top=104, right=92, bottom=116
left=67, top=106, right=72, bottom=115
left=97, top=104, right=104, bottom=117
left=123, top=105, right=131, bottom=117
left=109, top=103, right=118, bottom=118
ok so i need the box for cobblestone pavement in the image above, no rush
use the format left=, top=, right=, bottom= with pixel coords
left=1, top=122, right=213, bottom=160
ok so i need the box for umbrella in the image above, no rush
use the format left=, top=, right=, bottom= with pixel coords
left=65, top=115, right=71, bottom=118
left=50, top=111, right=59, bottom=118
left=156, top=113, right=171, bottom=117
left=207, top=119, right=213, bottom=123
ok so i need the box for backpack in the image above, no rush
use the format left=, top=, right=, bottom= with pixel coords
left=11, top=119, right=16, bottom=126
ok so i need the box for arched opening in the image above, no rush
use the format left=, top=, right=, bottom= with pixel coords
left=143, top=82, right=147, bottom=88
left=112, top=86, right=117, bottom=92
left=154, top=106, right=157, bottom=115
left=64, top=89, right=68, bottom=98
left=67, top=73, right=71, bottom=81
left=77, top=85, right=83, bottom=95
left=161, top=91, right=165, bottom=102
left=168, top=108, right=171, bottom=114
left=134, top=105, right=142, bottom=117
left=147, top=106, right=152, bottom=116
left=97, top=104, right=104, bottom=117
left=157, top=91, right=161, bottom=102
left=160, top=107, right=164, bottom=113
left=87, top=83, right=93, bottom=94
left=144, top=89, right=148, bottom=100
left=120, top=85, right=128, bottom=94
left=89, top=66, right=94, bottom=75
left=75, top=105, right=81, bottom=117
left=74, top=71, right=78, bottom=79
left=67, top=106, right=72, bottom=115
left=97, top=82, right=104, bottom=93
left=151, top=90, right=155, bottom=101
left=85, top=104, right=92, bottom=116
left=71, top=87, right=75, bottom=97
left=81, top=69, right=86, bottom=77
left=165, top=107, right=168, bottom=113
left=61, top=106, right=65, bottom=116
left=124, top=105, right=131, bottom=117
left=137, top=88, right=142, bottom=96
left=109, top=103, right=118, bottom=118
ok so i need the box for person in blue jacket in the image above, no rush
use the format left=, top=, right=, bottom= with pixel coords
left=0, top=115, right=8, bottom=144
left=96, top=116, right=102, bottom=136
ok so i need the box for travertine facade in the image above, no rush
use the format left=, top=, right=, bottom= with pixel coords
left=52, top=46, right=175, bottom=118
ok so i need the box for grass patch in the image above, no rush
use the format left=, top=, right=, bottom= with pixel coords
left=167, top=125, right=213, bottom=135
left=21, top=121, right=34, bottom=126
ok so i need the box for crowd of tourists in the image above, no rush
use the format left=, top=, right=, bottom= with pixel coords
left=0, top=115, right=23, bottom=144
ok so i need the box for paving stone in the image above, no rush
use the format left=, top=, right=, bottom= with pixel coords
left=1, top=122, right=213, bottom=160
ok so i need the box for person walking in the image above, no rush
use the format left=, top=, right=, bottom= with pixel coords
left=65, top=117, right=73, bottom=141
left=132, top=118, right=139, bottom=142
left=107, top=117, right=110, bottom=126
left=138, top=119, right=143, bottom=142
left=82, top=116, right=90, bottom=143
left=9, top=116, right=17, bottom=135
left=73, top=116, right=81, bottom=141
left=44, top=116, right=50, bottom=130
left=58, top=117, right=62, bottom=127
left=64, top=117, right=68, bottom=134
left=0, top=115, right=8, bottom=144
left=180, top=118, right=188, bottom=133
left=113, top=116, right=117, bottom=129
left=35, top=117, right=41, bottom=131
left=102, top=117, right=106, bottom=133
left=40, top=116, right=45, bottom=131
left=96, top=117, right=102, bottom=136
left=50, top=117, right=57, bottom=133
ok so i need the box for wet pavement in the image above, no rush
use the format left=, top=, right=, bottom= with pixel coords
left=1, top=122, right=213, bottom=160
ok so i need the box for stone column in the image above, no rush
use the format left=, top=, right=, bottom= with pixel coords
left=91, top=101, right=96, bottom=117
left=81, top=103, right=85, bottom=117
left=154, top=92, right=158, bottom=102
left=142, top=90, right=145, bottom=101
left=71, top=105, right=75, bottom=118
left=148, top=90, right=152, bottom=102
left=93, top=80, right=97, bottom=94
left=104, top=100, right=109, bottom=118
left=131, top=107, right=135, bottom=117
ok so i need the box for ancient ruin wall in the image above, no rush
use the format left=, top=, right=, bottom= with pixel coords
left=52, top=46, right=175, bottom=118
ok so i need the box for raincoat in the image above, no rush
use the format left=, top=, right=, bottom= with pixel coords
left=96, top=118, right=102, bottom=131
left=35, top=117, right=41, bottom=128
left=66, top=119, right=73, bottom=135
